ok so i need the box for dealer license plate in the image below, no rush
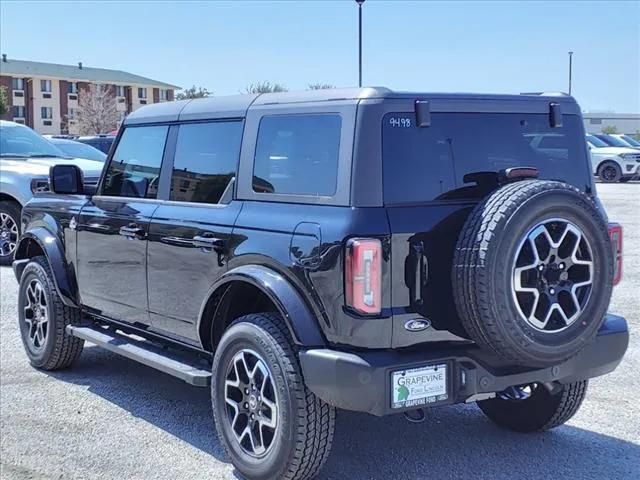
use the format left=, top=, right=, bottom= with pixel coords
left=391, top=364, right=448, bottom=409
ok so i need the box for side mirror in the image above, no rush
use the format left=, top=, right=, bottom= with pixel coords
left=49, top=164, right=84, bottom=194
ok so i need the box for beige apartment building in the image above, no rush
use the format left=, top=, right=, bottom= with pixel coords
left=0, top=55, right=179, bottom=134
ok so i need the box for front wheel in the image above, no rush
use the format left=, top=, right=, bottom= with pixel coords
left=598, top=162, right=622, bottom=183
left=477, top=381, right=588, bottom=432
left=18, top=256, right=84, bottom=370
left=0, top=200, right=21, bottom=266
left=212, top=313, right=335, bottom=480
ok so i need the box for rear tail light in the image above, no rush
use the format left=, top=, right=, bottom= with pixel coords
left=345, top=238, right=382, bottom=315
left=608, top=223, right=623, bottom=286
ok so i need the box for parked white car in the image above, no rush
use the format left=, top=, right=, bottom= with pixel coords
left=585, top=134, right=640, bottom=183
left=0, top=120, right=104, bottom=265
left=611, top=134, right=640, bottom=149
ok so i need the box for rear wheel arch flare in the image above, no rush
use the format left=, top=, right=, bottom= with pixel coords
left=197, top=265, right=326, bottom=352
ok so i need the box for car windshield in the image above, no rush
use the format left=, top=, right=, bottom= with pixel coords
left=586, top=135, right=608, bottom=148
left=53, top=141, right=107, bottom=162
left=620, top=135, right=640, bottom=147
left=598, top=135, right=629, bottom=148
left=0, top=124, right=68, bottom=158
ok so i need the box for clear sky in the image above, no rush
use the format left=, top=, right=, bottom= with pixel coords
left=1, top=0, right=638, bottom=112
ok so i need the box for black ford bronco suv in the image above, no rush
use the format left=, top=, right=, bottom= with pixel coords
left=13, top=88, right=628, bottom=480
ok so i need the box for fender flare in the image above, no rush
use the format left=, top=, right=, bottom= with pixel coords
left=201, top=264, right=326, bottom=348
left=13, top=227, right=79, bottom=307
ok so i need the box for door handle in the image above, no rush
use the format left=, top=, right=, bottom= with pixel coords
left=119, top=224, right=145, bottom=239
left=192, top=235, right=224, bottom=250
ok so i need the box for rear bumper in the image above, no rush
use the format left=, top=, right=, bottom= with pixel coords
left=299, top=314, right=629, bottom=417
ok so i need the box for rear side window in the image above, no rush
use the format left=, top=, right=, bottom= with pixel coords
left=383, top=113, right=587, bottom=204
left=252, top=114, right=341, bottom=196
left=102, top=126, right=168, bottom=198
left=170, top=121, right=243, bottom=204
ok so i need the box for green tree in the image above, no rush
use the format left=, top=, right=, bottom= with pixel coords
left=308, top=83, right=336, bottom=90
left=243, top=81, right=288, bottom=94
left=634, top=130, right=640, bottom=141
left=0, top=86, right=8, bottom=115
left=601, top=125, right=618, bottom=134
left=176, top=85, right=211, bottom=100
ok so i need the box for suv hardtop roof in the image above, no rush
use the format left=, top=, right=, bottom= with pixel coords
left=124, top=87, right=579, bottom=126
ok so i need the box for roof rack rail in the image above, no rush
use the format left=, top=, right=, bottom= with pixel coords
left=519, top=92, right=570, bottom=97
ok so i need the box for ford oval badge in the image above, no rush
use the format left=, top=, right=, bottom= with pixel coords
left=404, top=319, right=431, bottom=332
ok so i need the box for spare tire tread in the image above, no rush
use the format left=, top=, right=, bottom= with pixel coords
left=453, top=180, right=610, bottom=366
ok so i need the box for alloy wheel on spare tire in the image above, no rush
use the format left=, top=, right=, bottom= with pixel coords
left=452, top=180, right=613, bottom=368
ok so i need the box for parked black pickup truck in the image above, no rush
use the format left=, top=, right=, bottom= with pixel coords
left=13, top=88, right=628, bottom=480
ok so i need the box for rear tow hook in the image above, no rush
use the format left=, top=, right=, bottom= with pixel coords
left=403, top=409, right=426, bottom=423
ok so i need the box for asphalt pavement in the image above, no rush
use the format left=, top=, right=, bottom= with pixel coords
left=1, top=183, right=639, bottom=480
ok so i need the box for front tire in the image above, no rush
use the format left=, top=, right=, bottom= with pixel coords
left=478, top=381, right=588, bottom=432
left=0, top=200, right=21, bottom=266
left=212, top=312, right=335, bottom=480
left=598, top=162, right=622, bottom=183
left=18, top=256, right=84, bottom=370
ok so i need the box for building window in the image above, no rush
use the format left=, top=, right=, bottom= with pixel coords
left=68, top=82, right=78, bottom=94
left=68, top=108, right=77, bottom=120
left=13, top=106, right=26, bottom=118
left=159, top=89, right=168, bottom=101
left=115, top=85, right=125, bottom=97
left=41, top=107, right=53, bottom=119
left=590, top=118, right=602, bottom=125
left=12, top=78, right=24, bottom=90
left=138, top=87, right=147, bottom=99
left=40, top=80, right=52, bottom=92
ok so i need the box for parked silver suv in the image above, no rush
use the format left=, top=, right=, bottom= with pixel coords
left=0, top=120, right=104, bottom=264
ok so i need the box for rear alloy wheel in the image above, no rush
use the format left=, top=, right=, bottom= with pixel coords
left=0, top=201, right=21, bottom=266
left=478, top=381, right=588, bottom=432
left=212, top=313, right=335, bottom=480
left=598, top=162, right=622, bottom=183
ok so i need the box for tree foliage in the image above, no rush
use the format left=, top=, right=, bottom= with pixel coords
left=601, top=125, right=618, bottom=134
left=176, top=85, right=211, bottom=100
left=308, top=83, right=336, bottom=90
left=76, top=84, right=121, bottom=135
left=243, top=81, right=288, bottom=94
left=0, top=86, right=8, bottom=115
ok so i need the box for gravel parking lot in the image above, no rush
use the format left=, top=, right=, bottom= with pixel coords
left=1, top=183, right=639, bottom=480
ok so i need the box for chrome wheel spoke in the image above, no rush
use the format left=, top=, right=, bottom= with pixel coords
left=21, top=279, right=49, bottom=351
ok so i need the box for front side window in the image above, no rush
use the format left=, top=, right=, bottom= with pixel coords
left=12, top=78, right=24, bottom=90
left=41, top=107, right=52, bottom=119
left=252, top=114, right=341, bottom=196
left=40, top=80, right=52, bottom=92
left=138, top=87, right=147, bottom=99
left=170, top=121, right=243, bottom=203
left=102, top=125, right=168, bottom=199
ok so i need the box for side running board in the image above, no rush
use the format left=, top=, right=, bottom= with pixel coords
left=66, top=324, right=212, bottom=387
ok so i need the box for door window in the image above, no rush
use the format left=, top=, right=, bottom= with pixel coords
left=170, top=121, right=243, bottom=204
left=102, top=125, right=168, bottom=199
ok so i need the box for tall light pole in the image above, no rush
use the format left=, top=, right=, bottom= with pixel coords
left=356, top=0, right=365, bottom=87
left=568, top=51, right=574, bottom=95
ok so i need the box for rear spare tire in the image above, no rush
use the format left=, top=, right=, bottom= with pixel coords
left=452, top=180, right=613, bottom=368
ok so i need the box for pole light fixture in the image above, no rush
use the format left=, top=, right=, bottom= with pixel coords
left=568, top=51, right=574, bottom=95
left=356, top=0, right=365, bottom=87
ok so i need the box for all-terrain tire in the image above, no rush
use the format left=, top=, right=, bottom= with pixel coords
left=452, top=180, right=613, bottom=367
left=212, top=312, right=335, bottom=480
left=478, top=381, right=588, bottom=432
left=18, top=256, right=84, bottom=369
left=0, top=200, right=21, bottom=266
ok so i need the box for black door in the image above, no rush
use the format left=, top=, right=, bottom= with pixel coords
left=77, top=124, right=169, bottom=325
left=146, top=120, right=244, bottom=344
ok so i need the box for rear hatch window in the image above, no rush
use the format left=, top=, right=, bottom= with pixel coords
left=383, top=113, right=588, bottom=204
